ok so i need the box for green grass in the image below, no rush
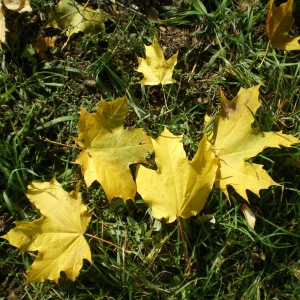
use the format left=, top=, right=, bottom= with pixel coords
left=1, top=0, right=300, bottom=299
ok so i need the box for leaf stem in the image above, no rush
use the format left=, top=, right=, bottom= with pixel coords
left=44, top=138, right=82, bottom=150
left=84, top=233, right=132, bottom=254
left=177, top=216, right=191, bottom=276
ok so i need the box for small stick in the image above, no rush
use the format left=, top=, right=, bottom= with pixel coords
left=161, top=85, right=170, bottom=111
left=177, top=216, right=191, bottom=276
left=44, top=138, right=82, bottom=150
left=115, top=1, right=145, bottom=17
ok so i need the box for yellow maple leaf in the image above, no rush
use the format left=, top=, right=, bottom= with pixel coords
left=0, top=0, right=32, bottom=49
left=265, top=0, right=300, bottom=50
left=1, top=178, right=91, bottom=284
left=136, top=128, right=218, bottom=223
left=48, top=0, right=107, bottom=49
left=207, top=85, right=300, bottom=200
left=74, top=96, right=153, bottom=201
left=136, top=38, right=178, bottom=85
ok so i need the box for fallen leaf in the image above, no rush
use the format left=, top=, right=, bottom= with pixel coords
left=136, top=38, right=178, bottom=85
left=240, top=203, right=256, bottom=229
left=290, top=263, right=300, bottom=280
left=34, top=34, right=57, bottom=59
left=136, top=128, right=218, bottom=223
left=48, top=0, right=107, bottom=49
left=1, top=178, right=91, bottom=284
left=146, top=6, right=160, bottom=22
left=0, top=3, right=6, bottom=48
left=0, top=0, right=32, bottom=49
left=146, top=235, right=168, bottom=261
left=236, top=0, right=252, bottom=12
left=74, top=96, right=153, bottom=201
left=207, top=85, right=300, bottom=200
left=3, top=0, right=31, bottom=12
left=199, top=214, right=214, bottom=223
left=265, top=0, right=300, bottom=50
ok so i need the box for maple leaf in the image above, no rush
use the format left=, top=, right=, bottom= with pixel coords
left=136, top=128, right=218, bottom=223
left=265, top=0, right=300, bottom=50
left=48, top=0, right=107, bottom=49
left=1, top=178, right=91, bottom=284
left=136, top=38, right=178, bottom=85
left=0, top=0, right=32, bottom=49
left=74, top=96, right=153, bottom=201
left=207, top=85, right=300, bottom=200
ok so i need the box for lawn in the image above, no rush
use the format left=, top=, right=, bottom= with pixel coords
left=0, top=0, right=300, bottom=299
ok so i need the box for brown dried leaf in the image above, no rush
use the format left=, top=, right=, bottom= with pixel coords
left=34, top=34, right=57, bottom=59
left=265, top=0, right=300, bottom=50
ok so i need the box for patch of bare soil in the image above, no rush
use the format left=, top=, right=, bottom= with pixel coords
left=0, top=267, right=28, bottom=300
